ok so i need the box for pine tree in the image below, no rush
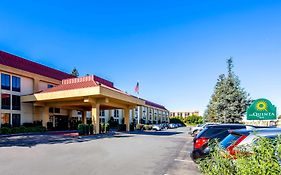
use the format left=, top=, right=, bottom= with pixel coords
left=204, top=57, right=251, bottom=123
left=204, top=74, right=226, bottom=122
left=71, top=67, right=79, bottom=77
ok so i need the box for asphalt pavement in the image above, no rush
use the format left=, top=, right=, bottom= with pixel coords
left=0, top=127, right=200, bottom=175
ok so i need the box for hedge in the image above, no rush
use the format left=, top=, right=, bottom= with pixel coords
left=199, top=137, right=281, bottom=175
left=0, top=126, right=46, bottom=135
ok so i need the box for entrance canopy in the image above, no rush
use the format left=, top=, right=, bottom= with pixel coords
left=22, top=75, right=145, bottom=132
left=22, top=75, right=144, bottom=110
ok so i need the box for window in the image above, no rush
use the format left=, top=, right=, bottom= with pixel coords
left=12, top=114, right=21, bottom=127
left=100, top=110, right=105, bottom=116
left=114, top=110, right=119, bottom=118
left=47, top=84, right=54, bottom=88
left=12, top=95, right=21, bottom=110
left=1, top=73, right=10, bottom=90
left=12, top=76, right=21, bottom=92
left=1, top=94, right=11, bottom=109
left=49, top=107, right=54, bottom=113
left=100, top=118, right=105, bottom=123
left=54, top=108, right=60, bottom=113
left=1, top=113, right=10, bottom=125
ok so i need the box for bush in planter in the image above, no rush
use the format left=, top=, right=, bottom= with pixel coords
left=100, top=123, right=104, bottom=133
left=144, top=125, right=152, bottom=130
left=0, top=127, right=11, bottom=134
left=104, top=123, right=110, bottom=133
left=47, top=122, right=54, bottom=130
left=11, top=127, right=21, bottom=134
left=117, top=124, right=126, bottom=131
left=84, top=124, right=90, bottom=135
left=18, top=126, right=27, bottom=133
left=130, top=123, right=135, bottom=131
left=78, top=124, right=85, bottom=135
left=89, top=124, right=94, bottom=135
left=136, top=124, right=144, bottom=130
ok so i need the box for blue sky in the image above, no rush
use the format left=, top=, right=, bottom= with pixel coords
left=1, top=0, right=281, bottom=114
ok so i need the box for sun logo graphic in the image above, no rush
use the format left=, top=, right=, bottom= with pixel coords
left=256, top=101, right=268, bottom=112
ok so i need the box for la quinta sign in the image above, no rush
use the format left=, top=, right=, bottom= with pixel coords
left=247, top=98, right=277, bottom=120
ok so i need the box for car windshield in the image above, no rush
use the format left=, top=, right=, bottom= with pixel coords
left=220, top=133, right=241, bottom=149
left=197, top=128, right=225, bottom=138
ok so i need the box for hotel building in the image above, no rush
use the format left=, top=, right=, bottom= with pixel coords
left=0, top=50, right=169, bottom=133
left=170, top=111, right=199, bottom=118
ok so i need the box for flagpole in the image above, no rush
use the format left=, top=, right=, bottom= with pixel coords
left=135, top=81, right=140, bottom=124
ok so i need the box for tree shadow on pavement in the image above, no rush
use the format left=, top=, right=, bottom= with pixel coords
left=0, top=132, right=133, bottom=148
left=128, top=130, right=184, bottom=136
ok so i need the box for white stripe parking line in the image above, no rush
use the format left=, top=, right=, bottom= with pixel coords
left=174, top=159, right=194, bottom=163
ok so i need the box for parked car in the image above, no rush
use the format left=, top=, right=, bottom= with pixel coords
left=190, top=123, right=217, bottom=137
left=152, top=124, right=162, bottom=131
left=160, top=123, right=169, bottom=130
left=168, top=123, right=178, bottom=129
left=220, top=128, right=281, bottom=156
left=190, top=124, right=254, bottom=160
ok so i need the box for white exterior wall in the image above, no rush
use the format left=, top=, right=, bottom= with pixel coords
left=38, top=81, right=49, bottom=91
left=0, top=73, right=35, bottom=126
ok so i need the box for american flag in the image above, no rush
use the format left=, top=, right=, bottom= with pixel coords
left=134, top=82, right=139, bottom=94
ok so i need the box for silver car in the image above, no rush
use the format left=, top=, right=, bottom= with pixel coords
left=220, top=128, right=281, bottom=155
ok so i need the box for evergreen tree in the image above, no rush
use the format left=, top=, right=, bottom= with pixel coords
left=204, top=74, right=226, bottom=122
left=71, top=67, right=79, bottom=77
left=204, top=57, right=251, bottom=123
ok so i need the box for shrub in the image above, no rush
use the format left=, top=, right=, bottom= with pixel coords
left=235, top=137, right=281, bottom=175
left=130, top=123, right=135, bottom=131
left=144, top=125, right=152, bottom=130
left=11, top=127, right=21, bottom=134
left=199, top=137, right=281, bottom=175
left=108, top=117, right=118, bottom=128
left=89, top=124, right=94, bottom=135
left=47, top=122, right=54, bottom=130
left=0, top=126, right=46, bottom=135
left=104, top=123, right=110, bottom=133
left=199, top=141, right=236, bottom=175
left=78, top=124, right=85, bottom=135
left=136, top=124, right=144, bottom=130
left=84, top=124, right=89, bottom=135
left=18, top=126, right=27, bottom=133
left=117, top=124, right=126, bottom=131
left=0, top=127, right=11, bottom=134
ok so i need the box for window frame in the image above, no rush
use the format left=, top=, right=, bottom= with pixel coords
left=1, top=93, right=11, bottom=110
left=12, top=76, right=21, bottom=92
left=1, top=73, right=11, bottom=90
left=12, top=95, right=21, bottom=110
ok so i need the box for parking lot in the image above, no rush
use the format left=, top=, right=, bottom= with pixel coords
left=0, top=127, right=200, bottom=175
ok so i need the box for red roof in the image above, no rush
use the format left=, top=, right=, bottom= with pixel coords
left=41, top=75, right=119, bottom=93
left=0, top=50, right=75, bottom=80
left=140, top=98, right=167, bottom=110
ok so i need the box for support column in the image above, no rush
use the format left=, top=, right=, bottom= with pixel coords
left=91, top=103, right=100, bottom=134
left=42, top=106, right=49, bottom=128
left=82, top=110, right=87, bottom=124
left=33, top=78, right=40, bottom=93
left=131, top=108, right=135, bottom=124
left=160, top=111, right=163, bottom=124
left=139, top=106, right=143, bottom=124
left=124, top=107, right=130, bottom=132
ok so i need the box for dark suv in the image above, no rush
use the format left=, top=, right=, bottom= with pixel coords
left=190, top=124, right=251, bottom=160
